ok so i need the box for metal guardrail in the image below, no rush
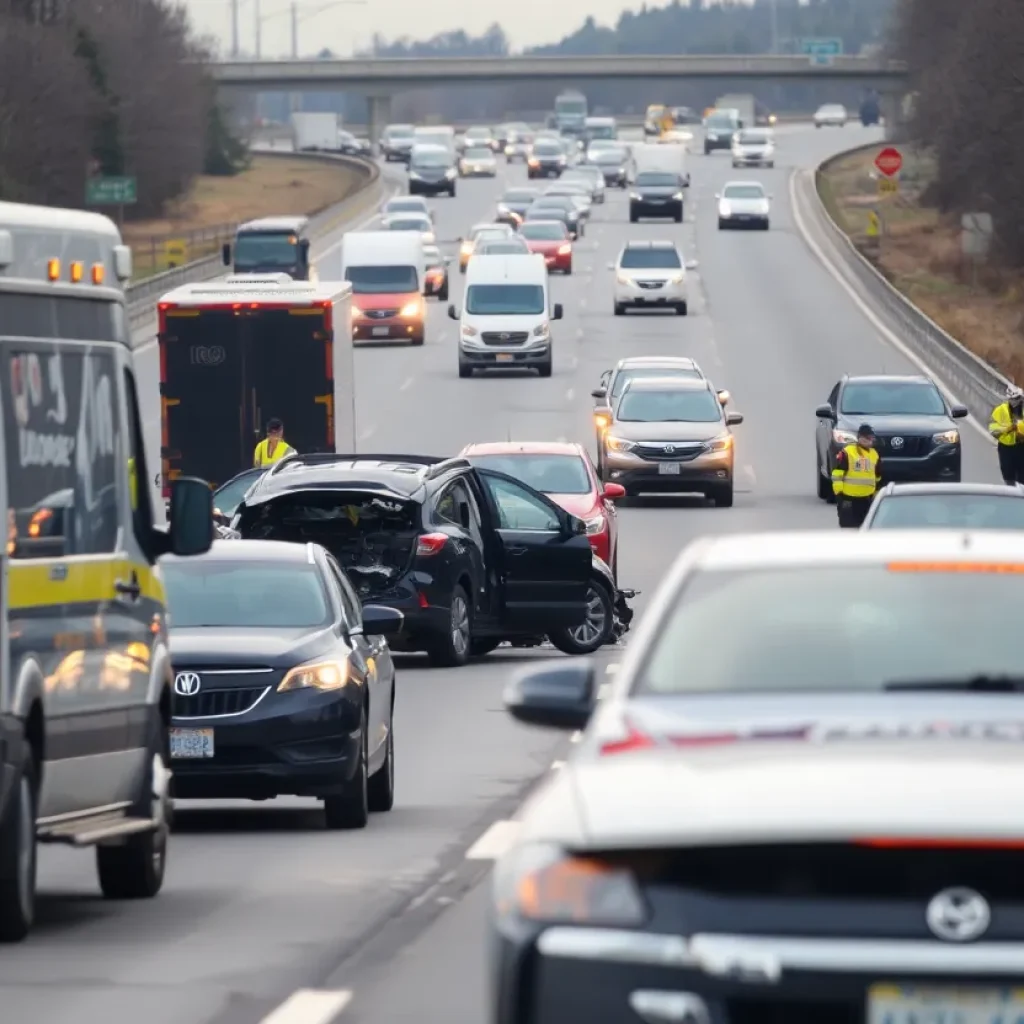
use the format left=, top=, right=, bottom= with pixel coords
left=125, top=150, right=382, bottom=329
left=805, top=145, right=1009, bottom=425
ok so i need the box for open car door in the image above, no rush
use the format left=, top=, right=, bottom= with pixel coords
left=472, top=467, right=592, bottom=631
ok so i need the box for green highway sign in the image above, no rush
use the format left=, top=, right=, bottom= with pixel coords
left=800, top=38, right=843, bottom=66
left=86, top=176, right=137, bottom=206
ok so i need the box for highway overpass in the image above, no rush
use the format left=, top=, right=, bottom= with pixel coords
left=211, top=53, right=909, bottom=93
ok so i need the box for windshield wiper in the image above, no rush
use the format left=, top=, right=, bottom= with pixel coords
left=885, top=675, right=1024, bottom=692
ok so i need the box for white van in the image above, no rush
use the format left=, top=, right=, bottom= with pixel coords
left=341, top=231, right=427, bottom=345
left=448, top=253, right=562, bottom=379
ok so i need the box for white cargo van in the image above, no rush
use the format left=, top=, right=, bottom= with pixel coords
left=341, top=231, right=427, bottom=345
left=448, top=253, right=562, bottom=379
left=632, top=141, right=690, bottom=187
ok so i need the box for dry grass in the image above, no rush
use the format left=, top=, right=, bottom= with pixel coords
left=821, top=148, right=1024, bottom=381
left=122, top=156, right=364, bottom=280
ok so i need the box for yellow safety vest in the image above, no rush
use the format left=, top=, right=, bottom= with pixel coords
left=832, top=444, right=879, bottom=498
left=989, top=403, right=1024, bottom=446
left=253, top=438, right=295, bottom=467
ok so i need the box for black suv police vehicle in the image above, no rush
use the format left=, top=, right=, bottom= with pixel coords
left=231, top=453, right=609, bottom=666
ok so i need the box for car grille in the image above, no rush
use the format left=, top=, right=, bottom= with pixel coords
left=365, top=308, right=397, bottom=320
left=657, top=843, right=1024, bottom=901
left=636, top=280, right=666, bottom=289
left=634, top=441, right=706, bottom=461
left=172, top=685, right=269, bottom=719
left=481, top=331, right=529, bottom=346
left=875, top=433, right=931, bottom=457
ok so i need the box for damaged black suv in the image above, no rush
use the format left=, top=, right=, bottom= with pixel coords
left=231, top=453, right=605, bottom=667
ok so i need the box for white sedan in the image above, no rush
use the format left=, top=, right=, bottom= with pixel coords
left=731, top=129, right=775, bottom=168
left=459, top=146, right=498, bottom=177
left=716, top=181, right=771, bottom=230
left=381, top=213, right=436, bottom=245
left=814, top=103, right=848, bottom=128
left=381, top=196, right=434, bottom=223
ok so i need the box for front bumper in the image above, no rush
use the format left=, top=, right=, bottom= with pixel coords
left=461, top=165, right=497, bottom=177
left=528, top=164, right=564, bottom=178
left=600, top=169, right=628, bottom=187
left=630, top=199, right=683, bottom=219
left=733, top=152, right=773, bottom=165
left=603, top=450, right=732, bottom=494
left=827, top=444, right=961, bottom=484
left=720, top=212, right=769, bottom=228
left=409, top=178, right=455, bottom=195
left=615, top=281, right=687, bottom=306
left=170, top=687, right=364, bottom=800
left=705, top=136, right=734, bottom=150
left=353, top=315, right=424, bottom=342
left=539, top=252, right=572, bottom=272
left=460, top=342, right=551, bottom=369
left=491, top=922, right=1024, bottom=1024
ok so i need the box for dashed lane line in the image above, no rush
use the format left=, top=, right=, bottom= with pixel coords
left=465, top=819, right=522, bottom=861
left=259, top=988, right=352, bottom=1024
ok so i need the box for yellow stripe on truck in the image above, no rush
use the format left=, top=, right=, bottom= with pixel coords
left=8, top=559, right=166, bottom=610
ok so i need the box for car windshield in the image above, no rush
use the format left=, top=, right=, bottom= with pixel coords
left=594, top=149, right=627, bottom=164
left=466, top=128, right=491, bottom=138
left=611, top=367, right=700, bottom=398
left=472, top=229, right=508, bottom=243
left=503, top=190, right=537, bottom=203
left=412, top=154, right=450, bottom=168
left=534, top=197, right=572, bottom=210
left=706, top=114, right=737, bottom=129
left=163, top=562, right=330, bottom=629
left=386, top=218, right=430, bottom=232
left=722, top=185, right=765, bottom=199
left=386, top=126, right=414, bottom=139
left=465, top=147, right=492, bottom=159
left=233, top=233, right=301, bottom=270
left=636, top=566, right=1024, bottom=694
left=587, top=124, right=616, bottom=139
left=840, top=382, right=946, bottom=416
left=386, top=201, right=427, bottom=216
left=465, top=284, right=545, bottom=316
left=635, top=173, right=679, bottom=187
left=344, top=264, right=419, bottom=293
left=534, top=144, right=561, bottom=156
left=528, top=207, right=569, bottom=222
left=478, top=242, right=529, bottom=254
left=617, top=388, right=721, bottom=422
left=469, top=454, right=591, bottom=495
left=737, top=131, right=770, bottom=144
left=868, top=494, right=1024, bottom=529
left=520, top=223, right=567, bottom=240
left=620, top=248, right=682, bottom=269
left=213, top=470, right=266, bottom=518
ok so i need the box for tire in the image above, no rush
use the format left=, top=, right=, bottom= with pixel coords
left=537, top=358, right=553, bottom=378
left=614, top=303, right=625, bottom=316
left=458, top=362, right=473, bottom=379
left=426, top=585, right=471, bottom=667
left=410, top=334, right=424, bottom=346
left=732, top=160, right=739, bottom=168
left=718, top=219, right=728, bottom=230
left=97, top=714, right=169, bottom=901
left=367, top=714, right=394, bottom=814
left=704, top=144, right=711, bottom=155
left=0, top=750, right=37, bottom=942
left=674, top=213, right=683, bottom=223
left=459, top=264, right=466, bottom=275
left=711, top=482, right=734, bottom=508
left=629, top=212, right=638, bottom=223
left=470, top=638, right=501, bottom=657
left=564, top=264, right=573, bottom=275
left=323, top=706, right=368, bottom=829
left=675, top=302, right=688, bottom=316
left=438, top=281, right=449, bottom=301
left=818, top=458, right=837, bottom=503
left=762, top=221, right=770, bottom=231
left=549, top=579, right=614, bottom=656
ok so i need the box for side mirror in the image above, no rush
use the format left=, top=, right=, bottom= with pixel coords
left=716, top=389, right=730, bottom=405
left=815, top=404, right=835, bottom=419
left=504, top=660, right=596, bottom=731
left=726, top=412, right=744, bottom=426
left=591, top=387, right=607, bottom=399
left=603, top=483, right=626, bottom=500
left=166, top=477, right=214, bottom=557
left=685, top=260, right=698, bottom=270
left=447, top=303, right=458, bottom=320
left=552, top=303, right=563, bottom=321
left=951, top=404, right=969, bottom=419
left=360, top=604, right=404, bottom=637
left=221, top=243, right=231, bottom=266
left=714, top=193, right=720, bottom=200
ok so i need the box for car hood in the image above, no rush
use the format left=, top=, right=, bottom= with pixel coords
left=410, top=166, right=450, bottom=178
left=463, top=313, right=543, bottom=331
left=519, top=693, right=1024, bottom=849
left=169, top=626, right=335, bottom=669
left=617, top=267, right=681, bottom=281
left=720, top=196, right=770, bottom=213
left=610, top=420, right=723, bottom=443
left=546, top=492, right=600, bottom=519
left=526, top=239, right=567, bottom=254
left=835, top=413, right=954, bottom=435
left=734, top=143, right=772, bottom=153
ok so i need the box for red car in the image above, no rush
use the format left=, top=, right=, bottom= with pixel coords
left=518, top=220, right=573, bottom=274
left=459, top=440, right=625, bottom=576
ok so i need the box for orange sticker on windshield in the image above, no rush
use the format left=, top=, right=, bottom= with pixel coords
left=887, top=561, right=1024, bottom=574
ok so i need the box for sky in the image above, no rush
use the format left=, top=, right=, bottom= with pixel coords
left=180, top=0, right=654, bottom=56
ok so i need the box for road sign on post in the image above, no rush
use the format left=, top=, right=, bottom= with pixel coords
left=877, top=177, right=899, bottom=197
left=85, top=176, right=138, bottom=206
left=800, top=38, right=843, bottom=66
left=874, top=147, right=903, bottom=177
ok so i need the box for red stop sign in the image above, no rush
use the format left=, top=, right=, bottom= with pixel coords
left=874, top=146, right=903, bottom=177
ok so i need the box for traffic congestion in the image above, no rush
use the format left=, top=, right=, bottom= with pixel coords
left=0, top=95, right=1020, bottom=1024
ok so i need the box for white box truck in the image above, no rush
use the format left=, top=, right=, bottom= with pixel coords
left=632, top=142, right=690, bottom=187
left=714, top=94, right=756, bottom=129
left=291, top=111, right=339, bottom=151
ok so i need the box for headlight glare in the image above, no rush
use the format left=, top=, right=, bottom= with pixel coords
left=933, top=429, right=959, bottom=444
left=706, top=434, right=733, bottom=452
left=832, top=429, right=858, bottom=444
left=605, top=436, right=636, bottom=453
left=461, top=325, right=478, bottom=338
left=399, top=301, right=422, bottom=317
left=278, top=661, right=347, bottom=692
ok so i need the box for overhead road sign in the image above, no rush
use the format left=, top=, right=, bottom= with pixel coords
left=800, top=38, right=843, bottom=66
left=86, top=176, right=138, bottom=205
left=874, top=147, right=903, bottom=177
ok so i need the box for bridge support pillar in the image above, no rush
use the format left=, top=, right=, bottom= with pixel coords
left=880, top=91, right=909, bottom=142
left=366, top=95, right=392, bottom=151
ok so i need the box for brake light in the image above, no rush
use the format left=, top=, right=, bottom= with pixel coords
left=416, top=533, right=448, bottom=556
left=599, top=719, right=656, bottom=757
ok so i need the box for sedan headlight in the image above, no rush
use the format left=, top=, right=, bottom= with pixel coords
left=616, top=272, right=632, bottom=285
left=832, top=428, right=858, bottom=445
left=719, top=203, right=732, bottom=217
left=706, top=434, right=733, bottom=452
left=672, top=192, right=684, bottom=200
left=493, top=844, right=647, bottom=926
left=583, top=515, right=607, bottom=536
left=399, top=301, right=422, bottom=317
left=408, top=170, right=422, bottom=180
left=445, top=167, right=456, bottom=178
left=707, top=132, right=719, bottom=140
left=933, top=429, right=960, bottom=444
left=278, top=661, right=348, bottom=692
left=668, top=273, right=685, bottom=284
left=629, top=192, right=641, bottom=200
left=605, top=436, right=636, bottom=453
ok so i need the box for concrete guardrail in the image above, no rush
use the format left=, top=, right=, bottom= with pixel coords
left=125, top=150, right=382, bottom=329
left=802, top=144, right=1008, bottom=426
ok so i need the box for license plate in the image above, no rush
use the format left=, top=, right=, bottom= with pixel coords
left=658, top=462, right=682, bottom=475
left=170, top=727, right=214, bottom=759
left=372, top=326, right=389, bottom=336
left=867, top=985, right=1024, bottom=1024
left=495, top=353, right=514, bottom=363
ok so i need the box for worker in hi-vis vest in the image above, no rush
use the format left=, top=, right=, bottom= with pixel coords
left=253, top=418, right=295, bottom=468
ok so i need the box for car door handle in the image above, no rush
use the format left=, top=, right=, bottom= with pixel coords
left=114, top=573, right=141, bottom=600
left=507, top=545, right=529, bottom=556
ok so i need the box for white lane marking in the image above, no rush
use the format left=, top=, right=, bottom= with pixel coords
left=551, top=760, right=566, bottom=771
left=358, top=424, right=377, bottom=441
left=399, top=376, right=414, bottom=392
left=789, top=169, right=992, bottom=446
left=597, top=681, right=612, bottom=700
left=570, top=730, right=583, bottom=743
left=466, top=819, right=521, bottom=860
left=259, top=989, right=352, bottom=1024
left=576, top=327, right=584, bottom=339
left=565, top=388, right=575, bottom=401
left=743, top=464, right=757, bottom=486
left=605, top=663, right=618, bottom=675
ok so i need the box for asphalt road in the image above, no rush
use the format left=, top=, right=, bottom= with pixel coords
left=0, top=124, right=1000, bottom=1024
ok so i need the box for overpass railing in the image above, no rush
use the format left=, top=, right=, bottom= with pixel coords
left=125, top=150, right=382, bottom=329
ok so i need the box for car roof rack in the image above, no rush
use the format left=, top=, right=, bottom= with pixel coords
left=265, top=452, right=471, bottom=479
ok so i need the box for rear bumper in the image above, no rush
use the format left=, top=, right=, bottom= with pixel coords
left=353, top=316, right=424, bottom=342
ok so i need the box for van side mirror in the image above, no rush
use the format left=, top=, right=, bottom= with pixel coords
left=360, top=604, right=404, bottom=637
left=815, top=404, right=835, bottom=419
left=591, top=387, right=607, bottom=399
left=221, top=243, right=231, bottom=266
left=447, top=304, right=458, bottom=320
left=726, top=412, right=744, bottom=426
left=552, top=303, right=564, bottom=320
left=166, top=477, right=214, bottom=557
